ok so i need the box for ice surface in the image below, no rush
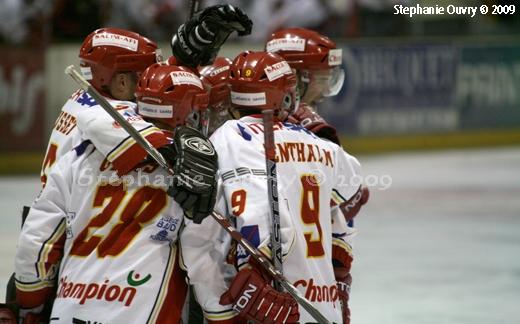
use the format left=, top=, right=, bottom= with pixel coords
left=1, top=148, right=519, bottom=324
left=0, top=176, right=41, bottom=302
left=350, top=147, right=520, bottom=324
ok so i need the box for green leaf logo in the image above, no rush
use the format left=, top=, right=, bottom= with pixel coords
left=127, top=270, right=151, bottom=287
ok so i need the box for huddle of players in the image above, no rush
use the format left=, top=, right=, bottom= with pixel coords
left=11, top=4, right=368, bottom=324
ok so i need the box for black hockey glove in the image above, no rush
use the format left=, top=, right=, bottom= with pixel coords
left=171, top=4, right=253, bottom=67
left=162, top=126, right=218, bottom=224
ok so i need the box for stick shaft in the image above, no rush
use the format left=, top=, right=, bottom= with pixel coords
left=188, top=0, right=200, bottom=18
left=210, top=212, right=330, bottom=324
left=262, top=110, right=283, bottom=292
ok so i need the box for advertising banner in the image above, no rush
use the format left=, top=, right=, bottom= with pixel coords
left=0, top=47, right=46, bottom=151
left=321, top=42, right=520, bottom=135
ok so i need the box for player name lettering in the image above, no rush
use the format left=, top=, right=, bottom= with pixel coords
left=274, top=141, right=334, bottom=167
left=294, top=278, right=339, bottom=303
left=57, top=276, right=137, bottom=307
left=54, top=111, right=77, bottom=135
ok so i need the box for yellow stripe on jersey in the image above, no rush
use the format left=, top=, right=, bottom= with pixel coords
left=332, top=237, right=353, bottom=256
left=16, top=279, right=54, bottom=292
left=331, top=189, right=347, bottom=205
left=37, top=220, right=66, bottom=279
left=107, top=126, right=162, bottom=162
left=147, top=244, right=177, bottom=324
left=203, top=310, right=236, bottom=321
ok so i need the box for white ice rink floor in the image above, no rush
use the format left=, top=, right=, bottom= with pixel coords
left=1, top=147, right=519, bottom=324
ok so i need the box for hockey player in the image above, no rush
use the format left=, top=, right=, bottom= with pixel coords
left=199, top=57, right=233, bottom=135
left=10, top=6, right=253, bottom=319
left=40, top=27, right=162, bottom=186
left=181, top=51, right=364, bottom=323
left=266, top=28, right=369, bottom=323
left=14, top=63, right=217, bottom=324
left=265, top=27, right=344, bottom=146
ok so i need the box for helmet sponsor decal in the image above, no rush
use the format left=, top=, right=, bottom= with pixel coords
left=170, top=71, right=203, bottom=89
left=209, top=65, right=230, bottom=77
left=231, top=91, right=266, bottom=106
left=328, top=49, right=342, bottom=66
left=264, top=61, right=292, bottom=82
left=138, top=101, right=173, bottom=118
left=92, top=32, right=139, bottom=52
left=266, top=38, right=306, bottom=52
left=80, top=67, right=93, bottom=80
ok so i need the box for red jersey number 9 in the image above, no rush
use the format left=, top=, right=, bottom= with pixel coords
left=300, top=175, right=325, bottom=258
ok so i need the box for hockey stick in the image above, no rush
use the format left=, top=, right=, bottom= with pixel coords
left=188, top=0, right=200, bottom=19
left=262, top=109, right=283, bottom=292
left=64, top=65, right=330, bottom=324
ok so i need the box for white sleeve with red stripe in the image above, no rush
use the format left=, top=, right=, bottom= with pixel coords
left=15, top=151, right=74, bottom=307
left=76, top=102, right=169, bottom=175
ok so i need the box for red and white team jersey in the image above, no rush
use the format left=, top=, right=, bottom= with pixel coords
left=16, top=143, right=187, bottom=323
left=41, top=89, right=167, bottom=186
left=181, top=116, right=361, bottom=323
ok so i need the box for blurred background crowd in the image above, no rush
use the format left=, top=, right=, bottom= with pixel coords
left=1, top=0, right=520, bottom=46
left=2, top=0, right=520, bottom=163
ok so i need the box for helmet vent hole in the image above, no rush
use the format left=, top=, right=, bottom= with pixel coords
left=165, top=85, right=175, bottom=92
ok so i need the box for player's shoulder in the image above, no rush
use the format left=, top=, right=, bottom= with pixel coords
left=210, top=119, right=243, bottom=142
left=62, top=89, right=99, bottom=112
left=106, top=98, right=137, bottom=111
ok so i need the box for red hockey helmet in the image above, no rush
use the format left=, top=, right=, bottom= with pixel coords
left=266, top=28, right=344, bottom=97
left=229, top=51, right=297, bottom=116
left=135, top=63, right=209, bottom=129
left=199, top=57, right=233, bottom=108
left=79, top=28, right=160, bottom=94
left=199, top=57, right=233, bottom=134
left=266, top=28, right=341, bottom=70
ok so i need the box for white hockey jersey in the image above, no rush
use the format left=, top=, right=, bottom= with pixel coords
left=181, top=116, right=361, bottom=323
left=41, top=89, right=167, bottom=186
left=16, top=143, right=187, bottom=323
